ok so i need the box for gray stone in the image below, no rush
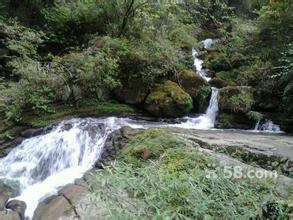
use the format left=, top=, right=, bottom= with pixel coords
left=33, top=196, right=71, bottom=220
left=0, top=210, right=20, bottom=220
left=6, top=200, right=26, bottom=220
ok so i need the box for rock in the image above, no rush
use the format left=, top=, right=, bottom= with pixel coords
left=144, top=81, right=193, bottom=117
left=218, top=86, right=254, bottom=113
left=20, top=127, right=51, bottom=139
left=0, top=181, right=19, bottom=211
left=95, top=127, right=138, bottom=166
left=178, top=70, right=211, bottom=112
left=209, top=78, right=228, bottom=88
left=0, top=138, right=25, bottom=158
left=6, top=200, right=26, bottom=220
left=84, top=123, right=105, bottom=139
left=33, top=196, right=71, bottom=220
left=59, top=184, right=89, bottom=203
left=113, top=78, right=149, bottom=105
left=215, top=113, right=255, bottom=130
left=33, top=184, right=90, bottom=220
left=205, top=69, right=216, bottom=78
left=0, top=210, right=20, bottom=220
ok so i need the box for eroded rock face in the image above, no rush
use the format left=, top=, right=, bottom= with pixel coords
left=218, top=86, right=254, bottom=113
left=178, top=70, right=211, bottom=112
left=95, top=126, right=138, bottom=167
left=144, top=80, right=193, bottom=117
left=6, top=200, right=26, bottom=220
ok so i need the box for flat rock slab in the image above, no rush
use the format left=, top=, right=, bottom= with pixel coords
left=171, top=128, right=293, bottom=160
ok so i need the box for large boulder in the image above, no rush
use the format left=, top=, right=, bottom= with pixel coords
left=113, top=78, right=149, bottom=105
left=144, top=81, right=193, bottom=117
left=209, top=78, right=229, bottom=88
left=0, top=181, right=20, bottom=211
left=178, top=70, right=211, bottom=112
left=218, top=86, right=254, bottom=113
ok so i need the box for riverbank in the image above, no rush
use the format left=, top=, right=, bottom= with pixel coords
left=0, top=118, right=292, bottom=219
left=30, top=127, right=293, bottom=219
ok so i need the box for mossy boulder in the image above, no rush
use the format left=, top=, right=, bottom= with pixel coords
left=218, top=86, right=254, bottom=113
left=113, top=78, right=149, bottom=105
left=216, top=113, right=255, bottom=130
left=209, top=78, right=229, bottom=88
left=178, top=70, right=211, bottom=112
left=144, top=80, right=193, bottom=117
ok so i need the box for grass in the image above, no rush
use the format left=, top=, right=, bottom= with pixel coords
left=90, top=129, right=289, bottom=219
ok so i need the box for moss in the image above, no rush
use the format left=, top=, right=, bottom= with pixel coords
left=205, top=52, right=232, bottom=72
left=144, top=80, right=193, bottom=117
left=178, top=69, right=211, bottom=112
left=216, top=70, right=239, bottom=84
left=218, top=86, right=254, bottom=113
left=217, top=113, right=234, bottom=129
left=21, top=101, right=137, bottom=128
left=209, top=77, right=229, bottom=88
left=120, top=128, right=188, bottom=164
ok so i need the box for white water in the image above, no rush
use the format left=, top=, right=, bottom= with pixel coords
left=192, top=38, right=217, bottom=82
left=0, top=38, right=222, bottom=219
left=254, top=120, right=281, bottom=133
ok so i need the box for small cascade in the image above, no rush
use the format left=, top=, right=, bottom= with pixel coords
left=254, top=120, right=281, bottom=133
left=192, top=38, right=217, bottom=82
left=0, top=118, right=126, bottom=218
left=178, top=88, right=219, bottom=129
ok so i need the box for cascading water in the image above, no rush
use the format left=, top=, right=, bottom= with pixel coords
left=254, top=120, right=281, bottom=133
left=0, top=38, right=221, bottom=219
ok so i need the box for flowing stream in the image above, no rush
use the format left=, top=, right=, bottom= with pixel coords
left=0, top=38, right=280, bottom=219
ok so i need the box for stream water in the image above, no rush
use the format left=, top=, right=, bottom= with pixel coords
left=0, top=39, right=281, bottom=219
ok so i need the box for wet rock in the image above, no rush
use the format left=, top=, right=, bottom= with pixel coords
left=144, top=80, right=193, bottom=117
left=95, top=127, right=138, bottom=167
left=61, top=123, right=73, bottom=131
left=0, top=181, right=19, bottom=211
left=0, top=138, right=24, bottom=158
left=6, top=200, right=26, bottom=220
left=20, top=128, right=51, bottom=139
left=84, top=123, right=105, bottom=139
left=0, top=210, right=20, bottom=220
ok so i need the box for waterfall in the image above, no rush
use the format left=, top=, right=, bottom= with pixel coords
left=254, top=120, right=281, bottom=133
left=177, top=88, right=219, bottom=129
left=0, top=118, right=125, bottom=218
left=0, top=38, right=221, bottom=219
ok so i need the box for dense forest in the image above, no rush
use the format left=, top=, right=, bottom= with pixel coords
left=0, top=0, right=292, bottom=131
left=0, top=0, right=292, bottom=219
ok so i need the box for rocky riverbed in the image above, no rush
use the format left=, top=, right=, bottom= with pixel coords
left=1, top=124, right=291, bottom=220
